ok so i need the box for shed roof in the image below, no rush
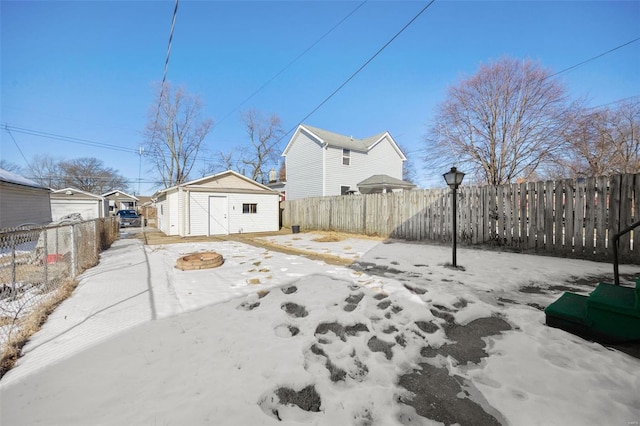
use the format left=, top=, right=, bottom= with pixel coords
left=0, top=168, right=48, bottom=190
left=51, top=187, right=104, bottom=200
left=157, top=170, right=276, bottom=195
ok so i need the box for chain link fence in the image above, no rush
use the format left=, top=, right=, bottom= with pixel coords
left=0, top=217, right=119, bottom=365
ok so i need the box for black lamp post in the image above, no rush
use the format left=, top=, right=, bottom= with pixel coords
left=443, top=167, right=465, bottom=267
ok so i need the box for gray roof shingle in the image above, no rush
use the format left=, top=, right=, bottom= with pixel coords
left=302, top=125, right=387, bottom=152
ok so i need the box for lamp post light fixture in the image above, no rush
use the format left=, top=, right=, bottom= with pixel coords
left=443, top=167, right=465, bottom=267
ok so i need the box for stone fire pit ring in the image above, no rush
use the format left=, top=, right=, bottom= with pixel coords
left=176, top=251, right=224, bottom=270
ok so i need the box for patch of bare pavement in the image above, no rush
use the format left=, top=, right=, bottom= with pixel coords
left=250, top=272, right=513, bottom=425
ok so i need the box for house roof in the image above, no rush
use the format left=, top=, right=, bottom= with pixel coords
left=156, top=170, right=276, bottom=195
left=357, top=174, right=416, bottom=190
left=301, top=125, right=387, bottom=152
left=282, top=124, right=407, bottom=160
left=101, top=190, right=139, bottom=201
left=51, top=187, right=104, bottom=200
left=0, top=168, right=48, bottom=190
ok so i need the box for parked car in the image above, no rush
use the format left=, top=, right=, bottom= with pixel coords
left=116, top=210, right=141, bottom=227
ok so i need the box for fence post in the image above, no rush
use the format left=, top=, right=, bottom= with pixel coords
left=43, top=226, right=48, bottom=287
left=10, top=234, right=16, bottom=290
left=70, top=224, right=77, bottom=278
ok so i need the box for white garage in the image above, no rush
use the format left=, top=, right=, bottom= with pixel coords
left=50, top=188, right=108, bottom=221
left=156, top=170, right=280, bottom=237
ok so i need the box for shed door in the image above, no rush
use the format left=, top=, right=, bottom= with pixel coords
left=208, top=196, right=229, bottom=235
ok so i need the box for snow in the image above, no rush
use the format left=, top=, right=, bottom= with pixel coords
left=0, top=168, right=46, bottom=189
left=1, top=232, right=639, bottom=425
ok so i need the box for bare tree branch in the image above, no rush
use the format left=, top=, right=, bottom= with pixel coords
left=424, top=57, right=576, bottom=185
left=144, top=83, right=213, bottom=188
left=238, top=109, right=284, bottom=183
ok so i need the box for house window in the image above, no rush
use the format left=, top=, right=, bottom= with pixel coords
left=342, top=149, right=350, bottom=166
left=242, top=203, right=257, bottom=214
left=341, top=186, right=350, bottom=195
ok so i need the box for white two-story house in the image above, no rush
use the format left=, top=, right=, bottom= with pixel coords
left=282, top=124, right=408, bottom=200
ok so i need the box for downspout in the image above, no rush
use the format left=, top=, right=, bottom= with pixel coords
left=178, top=186, right=184, bottom=236
left=322, top=143, right=327, bottom=196
left=185, top=189, right=190, bottom=236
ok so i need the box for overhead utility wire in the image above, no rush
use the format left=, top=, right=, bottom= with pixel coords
left=150, top=0, right=179, bottom=141
left=281, top=0, right=437, bottom=141
left=214, top=0, right=369, bottom=129
left=162, top=0, right=179, bottom=88
left=2, top=124, right=139, bottom=154
left=548, top=36, right=640, bottom=78
left=3, top=126, right=32, bottom=169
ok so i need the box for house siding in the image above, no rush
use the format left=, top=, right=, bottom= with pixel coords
left=285, top=130, right=324, bottom=200
left=0, top=183, right=52, bottom=229
left=367, top=136, right=404, bottom=179
left=228, top=193, right=278, bottom=234
left=183, top=192, right=278, bottom=236
left=167, top=190, right=180, bottom=236
left=323, top=138, right=403, bottom=196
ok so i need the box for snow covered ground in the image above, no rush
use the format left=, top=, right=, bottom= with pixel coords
left=1, top=231, right=639, bottom=425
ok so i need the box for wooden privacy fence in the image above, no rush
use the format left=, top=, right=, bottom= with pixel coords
left=282, top=173, right=640, bottom=264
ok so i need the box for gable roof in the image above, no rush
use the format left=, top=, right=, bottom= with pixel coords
left=157, top=170, right=276, bottom=195
left=282, top=124, right=407, bottom=160
left=101, top=189, right=139, bottom=200
left=51, top=187, right=104, bottom=200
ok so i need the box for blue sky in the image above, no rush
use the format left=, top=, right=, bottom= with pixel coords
left=1, top=0, right=639, bottom=194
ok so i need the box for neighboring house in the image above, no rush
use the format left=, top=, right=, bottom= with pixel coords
left=50, top=188, right=109, bottom=221
left=282, top=124, right=407, bottom=200
left=138, top=196, right=157, bottom=227
left=0, top=168, right=52, bottom=229
left=265, top=168, right=286, bottom=201
left=155, top=170, right=279, bottom=237
left=102, top=190, right=139, bottom=215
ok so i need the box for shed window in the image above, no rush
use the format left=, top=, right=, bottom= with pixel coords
left=342, top=149, right=350, bottom=166
left=243, top=203, right=257, bottom=214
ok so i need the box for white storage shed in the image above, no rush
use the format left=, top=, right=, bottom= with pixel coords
left=156, top=170, right=279, bottom=237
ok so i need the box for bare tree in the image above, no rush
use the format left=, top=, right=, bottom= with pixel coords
left=28, top=154, right=63, bottom=189
left=197, top=149, right=241, bottom=178
left=550, top=98, right=640, bottom=178
left=607, top=98, right=640, bottom=174
left=239, top=109, right=285, bottom=183
left=59, top=157, right=129, bottom=194
left=0, top=160, right=23, bottom=174
left=27, top=155, right=128, bottom=192
left=144, top=83, right=213, bottom=188
left=424, top=57, right=577, bottom=185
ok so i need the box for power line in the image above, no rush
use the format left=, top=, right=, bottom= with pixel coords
left=213, top=0, right=369, bottom=129
left=162, top=0, right=179, bottom=89
left=150, top=0, right=179, bottom=142
left=3, top=126, right=32, bottom=170
left=585, top=94, right=640, bottom=110
left=280, top=0, right=437, bottom=142
left=2, top=124, right=140, bottom=154
left=549, top=36, right=640, bottom=79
